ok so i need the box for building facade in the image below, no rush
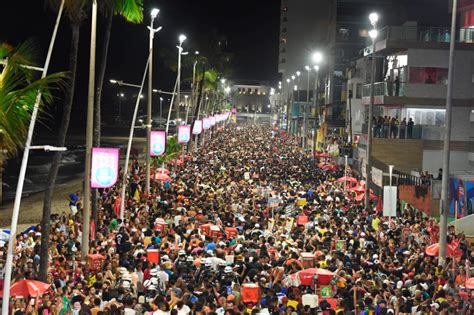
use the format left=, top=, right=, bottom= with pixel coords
left=351, top=20, right=474, bottom=177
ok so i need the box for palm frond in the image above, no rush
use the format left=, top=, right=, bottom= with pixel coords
left=0, top=42, right=67, bottom=157
left=114, top=0, right=143, bottom=23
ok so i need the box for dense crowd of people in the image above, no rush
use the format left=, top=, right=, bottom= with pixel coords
left=1, top=124, right=473, bottom=314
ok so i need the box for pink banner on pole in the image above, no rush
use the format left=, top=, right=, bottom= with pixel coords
left=231, top=108, right=237, bottom=113
left=193, top=120, right=203, bottom=135
left=91, top=148, right=119, bottom=188
left=150, top=131, right=166, bottom=156
left=178, top=125, right=191, bottom=143
left=210, top=116, right=216, bottom=126
left=203, top=117, right=211, bottom=130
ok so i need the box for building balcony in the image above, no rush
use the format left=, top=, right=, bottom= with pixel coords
left=364, top=26, right=474, bottom=56
left=361, top=82, right=472, bottom=107
left=379, top=26, right=474, bottom=43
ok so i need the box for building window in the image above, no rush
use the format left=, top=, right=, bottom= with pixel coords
left=338, top=28, right=350, bottom=41
left=356, top=83, right=362, bottom=99
left=280, top=58, right=286, bottom=63
left=280, top=38, right=287, bottom=44
left=282, top=17, right=288, bottom=22
left=409, top=67, right=448, bottom=84
left=281, top=27, right=287, bottom=33
left=280, top=48, right=286, bottom=53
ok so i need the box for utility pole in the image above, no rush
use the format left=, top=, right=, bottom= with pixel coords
left=312, top=66, right=320, bottom=158
left=439, top=0, right=457, bottom=267
left=145, top=9, right=160, bottom=194
left=1, top=1, right=65, bottom=311
left=364, top=13, right=379, bottom=210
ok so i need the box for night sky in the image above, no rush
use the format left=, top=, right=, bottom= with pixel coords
left=1, top=0, right=449, bottom=134
left=1, top=0, right=280, bottom=133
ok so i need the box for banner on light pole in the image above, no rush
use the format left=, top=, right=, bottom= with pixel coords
left=150, top=131, right=166, bottom=156
left=178, top=125, right=191, bottom=143
left=91, top=148, right=119, bottom=188
left=203, top=117, right=211, bottom=130
left=383, top=186, right=397, bottom=217
left=210, top=116, right=216, bottom=126
left=193, top=120, right=203, bottom=135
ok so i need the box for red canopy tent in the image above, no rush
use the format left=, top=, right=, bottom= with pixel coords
left=337, top=176, right=357, bottom=184
left=8, top=280, right=50, bottom=298
left=465, top=277, right=474, bottom=289
left=155, top=173, right=171, bottom=182
left=425, top=243, right=462, bottom=257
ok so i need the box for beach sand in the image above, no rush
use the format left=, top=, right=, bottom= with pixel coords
left=0, top=177, right=83, bottom=232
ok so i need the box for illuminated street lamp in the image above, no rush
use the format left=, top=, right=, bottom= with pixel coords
left=365, top=12, right=379, bottom=210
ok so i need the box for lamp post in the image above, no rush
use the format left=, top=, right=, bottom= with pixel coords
left=286, top=78, right=291, bottom=131
left=1, top=1, right=65, bottom=311
left=119, top=56, right=151, bottom=221
left=303, top=66, right=311, bottom=150
left=344, top=155, right=349, bottom=191
left=145, top=8, right=161, bottom=195
left=312, top=51, right=323, bottom=157
left=439, top=0, right=457, bottom=267
left=192, top=51, right=199, bottom=112
left=118, top=93, right=124, bottom=121
left=364, top=12, right=379, bottom=210
left=175, top=34, right=187, bottom=126
left=184, top=95, right=190, bottom=124
left=159, top=97, right=163, bottom=120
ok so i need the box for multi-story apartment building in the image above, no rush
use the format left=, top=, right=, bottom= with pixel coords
left=349, top=19, right=474, bottom=177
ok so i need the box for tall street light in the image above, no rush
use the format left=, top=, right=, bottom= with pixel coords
left=296, top=71, right=302, bottom=142
left=1, top=1, right=65, bottom=311
left=312, top=51, right=323, bottom=157
left=175, top=34, right=187, bottom=125
left=364, top=12, right=379, bottom=210
left=439, top=0, right=457, bottom=267
left=192, top=51, right=199, bottom=112
left=145, top=8, right=162, bottom=194
left=159, top=97, right=164, bottom=119
left=303, top=66, right=311, bottom=150
left=286, top=78, right=291, bottom=131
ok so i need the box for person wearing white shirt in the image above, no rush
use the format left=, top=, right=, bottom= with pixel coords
left=173, top=301, right=191, bottom=315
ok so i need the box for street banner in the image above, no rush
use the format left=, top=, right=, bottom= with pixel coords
left=203, top=117, right=211, bottom=130
left=150, top=131, right=166, bottom=156
left=383, top=186, right=397, bottom=217
left=231, top=108, right=237, bottom=113
left=178, top=125, right=191, bottom=143
left=91, top=148, right=119, bottom=188
left=210, top=116, right=216, bottom=126
left=372, top=167, right=383, bottom=187
left=192, top=120, right=203, bottom=135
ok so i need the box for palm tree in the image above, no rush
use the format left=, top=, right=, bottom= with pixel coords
left=91, top=0, right=143, bottom=232
left=39, top=0, right=86, bottom=282
left=151, top=135, right=182, bottom=166
left=0, top=41, right=65, bottom=204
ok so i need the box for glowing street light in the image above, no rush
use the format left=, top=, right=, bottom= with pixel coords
left=151, top=8, right=160, bottom=19
left=369, top=12, right=379, bottom=26
left=179, top=34, right=187, bottom=44
left=312, top=51, right=323, bottom=64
